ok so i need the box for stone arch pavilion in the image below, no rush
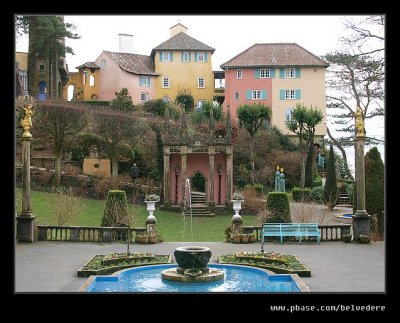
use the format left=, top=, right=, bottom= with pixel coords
left=162, top=108, right=233, bottom=214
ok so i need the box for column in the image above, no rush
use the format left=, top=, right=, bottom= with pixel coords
left=17, top=105, right=36, bottom=243
left=208, top=148, right=215, bottom=206
left=181, top=147, right=187, bottom=206
left=163, top=147, right=170, bottom=207
left=226, top=147, right=233, bottom=203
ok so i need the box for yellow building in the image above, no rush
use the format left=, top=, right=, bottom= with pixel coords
left=151, top=23, right=215, bottom=108
left=64, top=62, right=100, bottom=101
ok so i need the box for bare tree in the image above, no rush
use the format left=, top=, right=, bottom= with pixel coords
left=33, top=101, right=88, bottom=185
left=91, top=108, right=149, bottom=178
left=51, top=187, right=85, bottom=225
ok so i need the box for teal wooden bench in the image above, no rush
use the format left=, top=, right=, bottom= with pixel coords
left=261, top=223, right=320, bottom=251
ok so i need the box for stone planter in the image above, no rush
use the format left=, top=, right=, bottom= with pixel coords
left=145, top=200, right=158, bottom=222
left=148, top=235, right=157, bottom=244
left=232, top=234, right=241, bottom=244
left=241, top=234, right=249, bottom=243
left=135, top=235, right=149, bottom=244
left=248, top=234, right=256, bottom=243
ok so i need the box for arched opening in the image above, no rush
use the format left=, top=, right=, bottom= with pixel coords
left=191, top=171, right=206, bottom=192
left=89, top=75, right=95, bottom=87
left=162, top=96, right=171, bottom=103
left=91, top=94, right=98, bottom=100
left=67, top=85, right=75, bottom=101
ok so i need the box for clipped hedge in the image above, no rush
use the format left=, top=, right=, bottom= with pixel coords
left=311, top=186, right=325, bottom=204
left=292, top=187, right=312, bottom=202
left=101, top=190, right=128, bottom=227
left=266, top=192, right=291, bottom=223
left=72, top=100, right=110, bottom=107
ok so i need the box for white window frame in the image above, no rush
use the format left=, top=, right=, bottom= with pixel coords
left=197, top=52, right=205, bottom=62
left=162, top=77, right=170, bottom=88
left=89, top=75, right=95, bottom=87
left=140, top=92, right=149, bottom=102
left=285, top=108, right=293, bottom=122
left=197, top=100, right=205, bottom=108
left=198, top=78, right=205, bottom=88
left=162, top=52, right=171, bottom=62
left=183, top=52, right=190, bottom=62
left=141, top=76, right=149, bottom=87
left=285, top=68, right=295, bottom=78
left=252, top=90, right=262, bottom=100
left=285, top=90, right=296, bottom=99
left=260, top=68, right=270, bottom=78
left=237, top=69, right=242, bottom=79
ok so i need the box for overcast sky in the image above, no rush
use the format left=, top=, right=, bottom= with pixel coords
left=15, top=15, right=384, bottom=171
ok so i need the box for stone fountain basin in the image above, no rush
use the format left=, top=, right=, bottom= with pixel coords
left=174, top=246, right=212, bottom=274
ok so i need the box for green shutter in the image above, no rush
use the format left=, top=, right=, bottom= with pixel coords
left=181, top=52, right=184, bottom=62
left=270, top=69, right=275, bottom=78
left=295, top=68, right=301, bottom=78
left=148, top=77, right=151, bottom=86
left=204, top=52, right=208, bottom=62
left=139, top=76, right=143, bottom=86
left=255, top=69, right=260, bottom=78
left=261, top=89, right=267, bottom=99
left=280, top=69, right=285, bottom=78
left=246, top=90, right=252, bottom=100
left=295, top=89, right=301, bottom=99
left=170, top=52, right=174, bottom=62
left=280, top=89, right=285, bottom=100
left=195, top=52, right=198, bottom=62
left=159, top=52, right=163, bottom=62
left=188, top=52, right=191, bottom=62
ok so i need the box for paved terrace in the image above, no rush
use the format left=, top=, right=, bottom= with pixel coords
left=15, top=241, right=385, bottom=293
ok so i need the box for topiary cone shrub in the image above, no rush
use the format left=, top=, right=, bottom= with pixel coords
left=324, top=145, right=338, bottom=210
left=265, top=192, right=291, bottom=223
left=102, top=190, right=128, bottom=227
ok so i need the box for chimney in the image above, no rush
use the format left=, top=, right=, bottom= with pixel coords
left=170, top=23, right=188, bottom=37
left=118, top=34, right=134, bottom=53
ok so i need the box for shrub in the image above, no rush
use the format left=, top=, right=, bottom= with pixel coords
left=72, top=100, right=110, bottom=107
left=176, top=90, right=194, bottom=112
left=311, top=186, right=325, bottom=204
left=324, top=145, right=338, bottom=210
left=346, top=183, right=354, bottom=205
left=292, top=187, right=312, bottom=202
left=242, top=187, right=265, bottom=215
left=365, top=147, right=384, bottom=235
left=312, top=180, right=322, bottom=188
left=101, top=190, right=128, bottom=227
left=144, top=99, right=169, bottom=116
left=266, top=192, right=291, bottom=223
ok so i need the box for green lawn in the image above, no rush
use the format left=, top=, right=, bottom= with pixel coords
left=15, top=188, right=257, bottom=242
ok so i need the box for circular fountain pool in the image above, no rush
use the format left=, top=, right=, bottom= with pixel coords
left=80, top=264, right=308, bottom=292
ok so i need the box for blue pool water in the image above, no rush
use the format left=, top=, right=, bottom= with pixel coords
left=85, top=264, right=302, bottom=292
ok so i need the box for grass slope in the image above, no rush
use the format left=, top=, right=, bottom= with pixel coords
left=15, top=188, right=257, bottom=242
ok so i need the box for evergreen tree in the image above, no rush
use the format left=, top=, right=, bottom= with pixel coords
left=365, top=147, right=384, bottom=235
left=304, top=139, right=314, bottom=188
left=324, top=145, right=338, bottom=210
left=111, top=88, right=134, bottom=111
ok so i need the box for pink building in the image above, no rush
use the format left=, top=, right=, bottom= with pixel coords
left=221, top=43, right=328, bottom=139
left=163, top=109, right=234, bottom=214
left=94, top=51, right=159, bottom=103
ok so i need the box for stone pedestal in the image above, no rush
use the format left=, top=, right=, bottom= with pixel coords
left=352, top=211, right=371, bottom=241
left=146, top=219, right=157, bottom=236
left=16, top=215, right=36, bottom=242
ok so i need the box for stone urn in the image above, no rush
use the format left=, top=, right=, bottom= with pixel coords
left=144, top=199, right=158, bottom=222
left=174, top=246, right=212, bottom=274
left=231, top=199, right=244, bottom=221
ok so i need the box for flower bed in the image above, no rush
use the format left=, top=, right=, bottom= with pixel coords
left=101, top=252, right=155, bottom=266
left=217, top=251, right=311, bottom=277
left=77, top=253, right=171, bottom=277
